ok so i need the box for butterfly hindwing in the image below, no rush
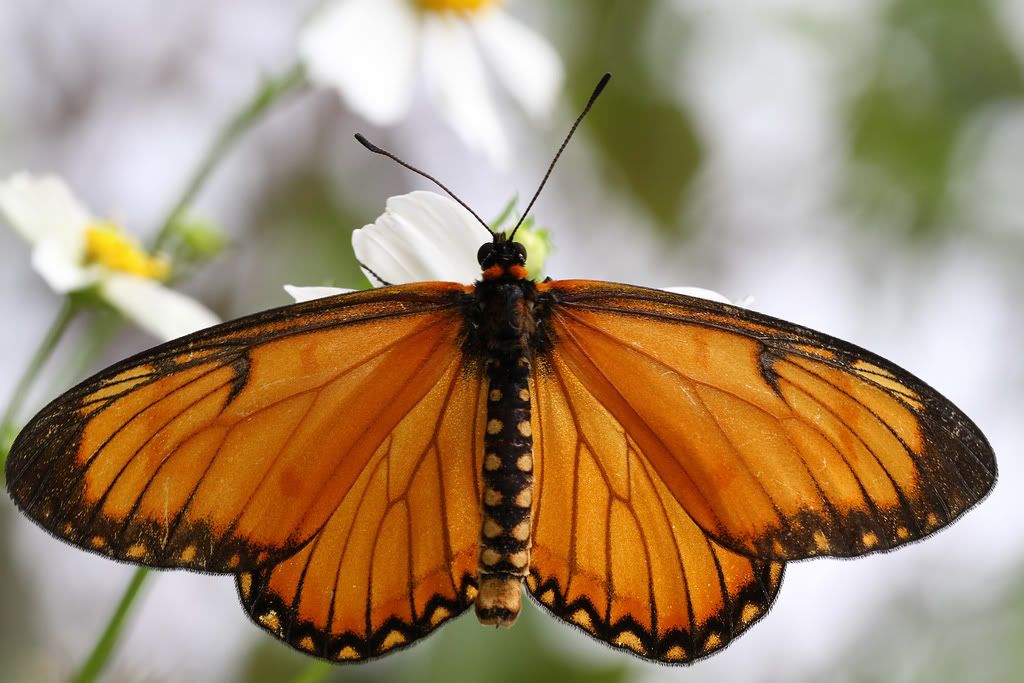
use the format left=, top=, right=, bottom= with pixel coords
left=237, top=359, right=487, bottom=661
left=537, top=280, right=996, bottom=562
left=6, top=283, right=469, bottom=573
left=528, top=354, right=784, bottom=663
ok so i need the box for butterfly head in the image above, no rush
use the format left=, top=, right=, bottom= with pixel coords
left=478, top=234, right=528, bottom=281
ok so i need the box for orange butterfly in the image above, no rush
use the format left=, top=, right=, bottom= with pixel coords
left=6, top=75, right=996, bottom=664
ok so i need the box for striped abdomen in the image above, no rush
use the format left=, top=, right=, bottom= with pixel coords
left=475, top=351, right=533, bottom=626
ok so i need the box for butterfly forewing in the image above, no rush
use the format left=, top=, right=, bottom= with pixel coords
left=6, top=283, right=469, bottom=573
left=537, top=280, right=996, bottom=562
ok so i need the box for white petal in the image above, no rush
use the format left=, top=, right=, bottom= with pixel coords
left=473, top=9, right=564, bottom=119
left=299, top=0, right=419, bottom=125
left=100, top=274, right=220, bottom=341
left=352, top=191, right=486, bottom=285
left=663, top=285, right=749, bottom=307
left=31, top=240, right=100, bottom=292
left=422, top=15, right=508, bottom=165
left=0, top=173, right=90, bottom=261
left=283, top=284, right=355, bottom=302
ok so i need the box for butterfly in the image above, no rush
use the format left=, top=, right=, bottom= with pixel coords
left=5, top=75, right=996, bottom=665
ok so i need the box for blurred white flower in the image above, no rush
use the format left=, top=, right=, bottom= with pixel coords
left=286, top=191, right=744, bottom=309
left=299, top=0, right=564, bottom=165
left=0, top=173, right=220, bottom=341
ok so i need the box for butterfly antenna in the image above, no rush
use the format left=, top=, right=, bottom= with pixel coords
left=509, top=73, right=611, bottom=240
left=354, top=133, right=494, bottom=235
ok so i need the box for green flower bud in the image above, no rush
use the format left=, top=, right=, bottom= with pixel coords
left=172, top=216, right=228, bottom=263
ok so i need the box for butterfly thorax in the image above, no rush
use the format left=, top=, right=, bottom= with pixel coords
left=465, top=238, right=541, bottom=626
left=464, top=237, right=546, bottom=358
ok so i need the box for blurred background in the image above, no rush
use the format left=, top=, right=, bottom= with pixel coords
left=1, top=0, right=1022, bottom=681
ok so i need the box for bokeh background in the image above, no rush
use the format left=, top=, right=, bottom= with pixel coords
left=1, top=1, right=1022, bottom=681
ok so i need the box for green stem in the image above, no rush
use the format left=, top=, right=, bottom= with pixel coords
left=71, top=567, right=149, bottom=683
left=288, top=661, right=333, bottom=683
left=151, top=61, right=307, bottom=252
left=0, top=298, right=78, bottom=471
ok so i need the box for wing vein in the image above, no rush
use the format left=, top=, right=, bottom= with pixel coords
left=778, top=357, right=946, bottom=525
left=43, top=360, right=232, bottom=520
left=290, top=323, right=456, bottom=541
left=635, top=452, right=697, bottom=641
left=79, top=377, right=234, bottom=540
left=549, top=318, right=734, bottom=541
left=109, top=379, right=239, bottom=547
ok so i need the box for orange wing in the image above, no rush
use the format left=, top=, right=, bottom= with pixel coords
left=536, top=280, right=996, bottom=562
left=237, top=359, right=487, bottom=661
left=528, top=354, right=784, bottom=663
left=6, top=283, right=474, bottom=575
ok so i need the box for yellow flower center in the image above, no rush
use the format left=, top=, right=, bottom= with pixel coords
left=84, top=222, right=170, bottom=280
left=414, top=0, right=496, bottom=13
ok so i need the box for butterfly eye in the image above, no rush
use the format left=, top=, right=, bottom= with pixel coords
left=513, top=243, right=527, bottom=263
left=477, top=243, right=495, bottom=266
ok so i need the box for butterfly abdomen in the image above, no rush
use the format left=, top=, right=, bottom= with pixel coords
left=477, top=350, right=533, bottom=626
left=472, top=278, right=538, bottom=627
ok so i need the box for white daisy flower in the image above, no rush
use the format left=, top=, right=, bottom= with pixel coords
left=298, top=0, right=564, bottom=165
left=285, top=191, right=746, bottom=308
left=0, top=173, right=220, bottom=341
